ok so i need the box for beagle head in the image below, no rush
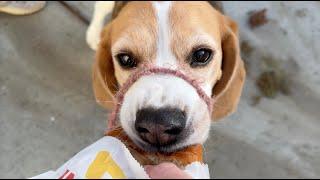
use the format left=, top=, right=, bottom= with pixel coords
left=93, top=1, right=245, bottom=153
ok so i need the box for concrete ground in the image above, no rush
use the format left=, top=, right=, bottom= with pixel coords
left=0, top=1, right=319, bottom=178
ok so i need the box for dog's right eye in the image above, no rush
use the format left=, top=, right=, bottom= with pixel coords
left=116, top=53, right=137, bottom=69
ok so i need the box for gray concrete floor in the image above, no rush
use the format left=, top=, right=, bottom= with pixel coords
left=0, top=1, right=320, bottom=179
left=0, top=2, right=106, bottom=178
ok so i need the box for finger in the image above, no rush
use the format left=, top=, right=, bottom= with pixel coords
left=145, top=163, right=192, bottom=179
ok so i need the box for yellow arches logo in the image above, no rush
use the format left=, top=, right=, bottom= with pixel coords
left=85, top=151, right=126, bottom=179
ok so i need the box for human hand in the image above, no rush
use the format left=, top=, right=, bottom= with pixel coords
left=145, top=162, right=192, bottom=179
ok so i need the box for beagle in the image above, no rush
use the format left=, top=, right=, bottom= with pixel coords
left=87, top=1, right=245, bottom=165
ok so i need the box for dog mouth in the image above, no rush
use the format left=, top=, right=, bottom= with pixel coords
left=134, top=140, right=181, bottom=153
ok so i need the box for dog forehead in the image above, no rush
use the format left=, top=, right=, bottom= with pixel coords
left=109, top=1, right=221, bottom=46
left=169, top=2, right=222, bottom=42
left=107, top=2, right=155, bottom=60
left=113, top=2, right=156, bottom=27
left=108, top=1, right=222, bottom=71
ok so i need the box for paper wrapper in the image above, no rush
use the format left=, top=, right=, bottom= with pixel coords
left=31, top=136, right=210, bottom=179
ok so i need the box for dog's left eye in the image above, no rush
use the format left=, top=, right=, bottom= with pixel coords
left=190, top=48, right=213, bottom=67
left=116, top=53, right=137, bottom=69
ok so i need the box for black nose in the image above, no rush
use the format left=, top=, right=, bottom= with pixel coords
left=135, top=107, right=186, bottom=146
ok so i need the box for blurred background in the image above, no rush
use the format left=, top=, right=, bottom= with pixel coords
left=0, top=1, right=319, bottom=178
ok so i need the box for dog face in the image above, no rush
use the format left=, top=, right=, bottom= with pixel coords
left=93, top=1, right=245, bottom=153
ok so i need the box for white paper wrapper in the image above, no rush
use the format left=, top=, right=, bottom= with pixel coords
left=31, top=136, right=210, bottom=179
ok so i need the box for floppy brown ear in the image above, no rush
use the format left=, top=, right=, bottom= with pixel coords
left=211, top=16, right=246, bottom=121
left=92, top=24, right=118, bottom=110
left=93, top=2, right=132, bottom=110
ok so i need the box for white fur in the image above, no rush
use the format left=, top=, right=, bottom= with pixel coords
left=119, top=74, right=211, bottom=150
left=86, top=1, right=115, bottom=50
left=152, top=1, right=177, bottom=69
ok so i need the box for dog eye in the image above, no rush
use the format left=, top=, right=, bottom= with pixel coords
left=190, top=48, right=213, bottom=67
left=116, top=53, right=137, bottom=68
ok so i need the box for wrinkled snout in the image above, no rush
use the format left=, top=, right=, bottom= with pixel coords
left=135, top=107, right=186, bottom=146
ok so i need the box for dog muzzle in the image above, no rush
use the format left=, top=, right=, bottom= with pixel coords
left=106, top=66, right=214, bottom=132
